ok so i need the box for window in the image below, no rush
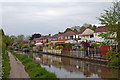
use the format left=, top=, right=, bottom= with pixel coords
left=73, top=35, right=75, bottom=38
left=65, top=37, right=67, bottom=39
left=76, top=35, right=78, bottom=38
left=61, top=37, right=63, bottom=40
left=68, top=36, right=70, bottom=39
left=58, top=37, right=60, bottom=40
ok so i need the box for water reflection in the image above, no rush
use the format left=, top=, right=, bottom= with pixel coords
left=30, top=53, right=119, bottom=78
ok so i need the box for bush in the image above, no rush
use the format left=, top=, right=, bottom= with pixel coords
left=104, top=50, right=120, bottom=69
left=30, top=44, right=35, bottom=47
left=80, top=47, right=85, bottom=51
left=46, top=44, right=49, bottom=47
left=56, top=46, right=63, bottom=49
left=64, top=43, right=72, bottom=48
left=22, top=45, right=29, bottom=49
left=91, top=42, right=98, bottom=48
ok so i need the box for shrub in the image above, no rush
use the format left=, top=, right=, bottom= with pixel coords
left=91, top=42, right=98, bottom=48
left=104, top=50, right=120, bottom=69
left=30, top=44, right=35, bottom=47
left=46, top=44, right=49, bottom=47
left=22, top=45, right=29, bottom=49
left=80, top=47, right=85, bottom=51
left=56, top=46, right=63, bottom=49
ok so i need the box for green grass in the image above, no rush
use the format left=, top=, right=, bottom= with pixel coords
left=10, top=50, right=58, bottom=80
left=2, top=51, right=11, bottom=78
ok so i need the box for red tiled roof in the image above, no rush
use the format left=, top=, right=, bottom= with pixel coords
left=50, top=33, right=61, bottom=39
left=94, top=26, right=108, bottom=33
left=61, top=31, right=75, bottom=37
left=36, top=35, right=50, bottom=40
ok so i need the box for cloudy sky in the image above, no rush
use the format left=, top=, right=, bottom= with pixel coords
left=0, top=0, right=115, bottom=36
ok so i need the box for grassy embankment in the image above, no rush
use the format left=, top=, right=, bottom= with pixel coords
left=2, top=51, right=11, bottom=78
left=9, top=50, right=57, bottom=79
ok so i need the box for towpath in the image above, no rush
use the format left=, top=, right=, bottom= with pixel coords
left=8, top=52, right=30, bottom=78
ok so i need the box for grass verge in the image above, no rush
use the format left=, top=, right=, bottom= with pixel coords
left=2, top=51, right=11, bottom=78
left=9, top=50, right=58, bottom=80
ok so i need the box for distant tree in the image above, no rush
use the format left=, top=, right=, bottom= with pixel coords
left=89, top=24, right=92, bottom=29
left=80, top=26, right=86, bottom=31
left=16, top=35, right=24, bottom=48
left=92, top=25, right=97, bottom=31
left=30, top=33, right=41, bottom=40
left=71, top=26, right=80, bottom=32
left=82, top=23, right=91, bottom=27
left=25, top=35, right=31, bottom=41
left=64, top=28, right=72, bottom=33
left=10, top=35, right=17, bottom=42
left=73, top=29, right=78, bottom=33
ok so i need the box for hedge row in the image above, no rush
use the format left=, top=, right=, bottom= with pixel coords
left=10, top=51, right=58, bottom=79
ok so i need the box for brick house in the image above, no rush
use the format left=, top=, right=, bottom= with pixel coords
left=31, top=34, right=51, bottom=44
left=58, top=30, right=75, bottom=42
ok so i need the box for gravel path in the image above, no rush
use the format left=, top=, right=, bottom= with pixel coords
left=8, top=52, right=30, bottom=78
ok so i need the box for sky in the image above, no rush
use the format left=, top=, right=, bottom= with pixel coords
left=0, top=0, right=116, bottom=36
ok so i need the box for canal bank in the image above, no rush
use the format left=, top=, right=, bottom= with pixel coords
left=41, top=52, right=108, bottom=65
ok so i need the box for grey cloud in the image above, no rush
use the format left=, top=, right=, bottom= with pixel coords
left=2, top=2, right=113, bottom=36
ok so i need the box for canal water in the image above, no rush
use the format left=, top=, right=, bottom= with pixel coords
left=31, top=53, right=119, bottom=79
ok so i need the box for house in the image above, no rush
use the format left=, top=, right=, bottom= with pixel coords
left=32, top=34, right=51, bottom=44
left=73, top=27, right=94, bottom=41
left=94, top=26, right=108, bottom=38
left=49, top=32, right=62, bottom=42
left=58, top=30, right=75, bottom=42
left=94, top=26, right=117, bottom=43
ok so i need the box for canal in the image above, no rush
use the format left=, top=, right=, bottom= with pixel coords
left=30, top=52, right=119, bottom=79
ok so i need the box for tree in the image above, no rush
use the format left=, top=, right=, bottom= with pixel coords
left=91, top=25, right=97, bottom=31
left=98, top=2, right=120, bottom=51
left=30, top=33, right=41, bottom=40
left=80, top=26, right=86, bottom=31
left=82, top=23, right=91, bottom=27
left=73, top=29, right=78, bottom=33
left=64, top=28, right=72, bottom=33
left=98, top=2, right=120, bottom=69
left=16, top=35, right=24, bottom=48
left=2, top=35, right=14, bottom=47
left=0, top=29, right=4, bottom=36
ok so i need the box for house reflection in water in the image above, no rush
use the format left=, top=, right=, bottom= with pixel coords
left=33, top=53, right=119, bottom=78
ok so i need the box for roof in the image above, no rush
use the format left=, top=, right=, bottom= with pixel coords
left=61, top=31, right=75, bottom=37
left=94, top=26, right=108, bottom=33
left=77, top=27, right=91, bottom=34
left=50, top=33, right=61, bottom=39
left=36, top=35, right=50, bottom=40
